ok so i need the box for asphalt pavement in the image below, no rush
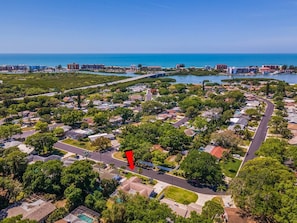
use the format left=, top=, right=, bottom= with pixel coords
left=242, top=98, right=274, bottom=164
left=54, top=141, right=224, bottom=195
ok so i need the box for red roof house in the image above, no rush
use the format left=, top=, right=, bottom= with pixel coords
left=210, top=146, right=230, bottom=159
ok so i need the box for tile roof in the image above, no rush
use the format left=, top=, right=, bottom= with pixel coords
left=210, top=146, right=230, bottom=159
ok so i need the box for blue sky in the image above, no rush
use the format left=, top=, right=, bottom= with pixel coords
left=1, top=0, right=297, bottom=53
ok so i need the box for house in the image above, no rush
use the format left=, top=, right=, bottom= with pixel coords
left=18, top=144, right=34, bottom=154
left=201, top=108, right=222, bottom=121
left=210, top=146, right=230, bottom=159
left=203, top=145, right=230, bottom=159
left=1, top=199, right=56, bottom=222
left=111, top=139, right=120, bottom=150
left=27, top=154, right=62, bottom=163
left=225, top=208, right=257, bottom=223
left=82, top=117, right=95, bottom=127
left=3, top=140, right=22, bottom=149
left=66, top=129, right=93, bottom=140
left=56, top=206, right=100, bottom=223
left=109, top=116, right=123, bottom=125
left=184, top=129, right=196, bottom=137
left=156, top=113, right=172, bottom=121
left=118, top=176, right=155, bottom=198
left=127, top=84, right=147, bottom=93
left=173, top=117, right=189, bottom=128
left=228, top=117, right=249, bottom=131
left=246, top=100, right=260, bottom=108
left=88, top=133, right=115, bottom=142
left=160, top=198, right=202, bottom=218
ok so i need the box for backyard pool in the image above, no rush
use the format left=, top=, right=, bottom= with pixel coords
left=78, top=214, right=94, bottom=223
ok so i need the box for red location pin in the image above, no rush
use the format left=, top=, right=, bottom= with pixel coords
left=125, top=150, right=135, bottom=170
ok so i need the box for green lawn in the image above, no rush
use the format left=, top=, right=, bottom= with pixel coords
left=163, top=186, right=198, bottom=205
left=220, top=158, right=242, bottom=178
left=113, top=151, right=126, bottom=161
left=62, top=138, right=93, bottom=151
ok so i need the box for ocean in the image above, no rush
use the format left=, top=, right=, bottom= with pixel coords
left=0, top=54, right=297, bottom=67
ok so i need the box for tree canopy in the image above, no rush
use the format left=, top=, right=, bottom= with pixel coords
left=180, top=150, right=223, bottom=187
left=25, top=133, right=58, bottom=155
left=230, top=157, right=297, bottom=222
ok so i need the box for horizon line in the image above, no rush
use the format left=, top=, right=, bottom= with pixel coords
left=1, top=52, right=297, bottom=54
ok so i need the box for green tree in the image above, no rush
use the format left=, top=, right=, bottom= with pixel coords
left=102, top=194, right=176, bottom=223
left=22, top=160, right=63, bottom=194
left=211, top=130, right=240, bottom=150
left=94, top=112, right=109, bottom=126
left=185, top=106, right=198, bottom=118
left=25, top=133, right=58, bottom=155
left=159, top=128, right=190, bottom=153
left=61, top=110, right=83, bottom=126
left=193, top=117, right=208, bottom=130
left=202, top=200, right=224, bottom=221
left=245, top=108, right=260, bottom=121
left=0, top=147, right=28, bottom=179
left=53, top=127, right=64, bottom=137
left=46, top=208, right=68, bottom=223
left=180, top=151, right=223, bottom=187
left=64, top=184, right=83, bottom=211
left=113, top=107, right=134, bottom=124
left=91, top=137, right=111, bottom=152
left=100, top=179, right=119, bottom=198
left=84, top=191, right=106, bottom=213
left=256, top=138, right=287, bottom=162
left=34, top=121, right=49, bottom=133
left=230, top=157, right=297, bottom=222
left=0, top=215, right=37, bottom=223
left=141, top=101, right=164, bottom=115
left=0, top=177, right=23, bottom=209
left=61, top=160, right=99, bottom=192
left=0, top=125, right=22, bottom=140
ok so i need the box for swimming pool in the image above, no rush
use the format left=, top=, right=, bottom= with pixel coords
left=78, top=214, right=94, bottom=223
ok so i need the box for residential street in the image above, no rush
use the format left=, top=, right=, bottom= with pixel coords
left=242, top=98, right=274, bottom=164
left=54, top=141, right=224, bottom=195
left=54, top=98, right=274, bottom=196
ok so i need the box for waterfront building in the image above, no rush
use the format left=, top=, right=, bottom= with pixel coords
left=262, top=65, right=281, bottom=70
left=81, top=64, right=105, bottom=70
left=29, top=65, right=47, bottom=72
left=0, top=65, right=28, bottom=72
left=67, top=63, right=80, bottom=70
left=227, top=66, right=258, bottom=74
left=215, top=64, right=227, bottom=70
left=259, top=65, right=281, bottom=74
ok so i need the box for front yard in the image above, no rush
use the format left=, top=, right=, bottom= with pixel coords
left=162, top=186, right=198, bottom=205
left=62, top=138, right=93, bottom=151
left=220, top=158, right=242, bottom=178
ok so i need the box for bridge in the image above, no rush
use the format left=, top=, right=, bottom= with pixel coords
left=72, top=72, right=168, bottom=91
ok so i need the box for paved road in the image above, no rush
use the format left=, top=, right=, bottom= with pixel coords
left=55, top=141, right=224, bottom=195
left=12, top=130, right=35, bottom=139
left=242, top=98, right=274, bottom=164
